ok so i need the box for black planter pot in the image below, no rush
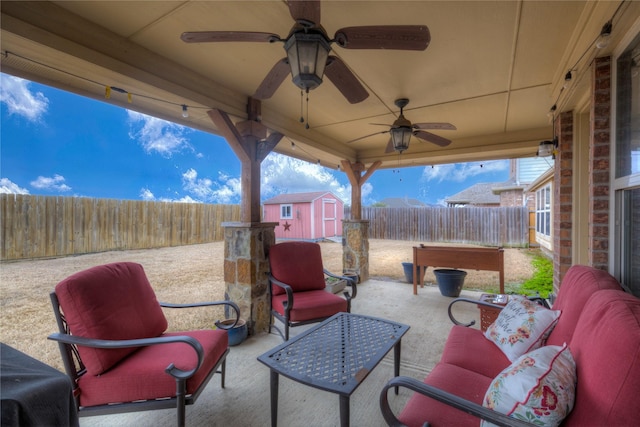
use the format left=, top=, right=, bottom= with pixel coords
left=434, top=269, right=467, bottom=297
left=402, top=262, right=426, bottom=284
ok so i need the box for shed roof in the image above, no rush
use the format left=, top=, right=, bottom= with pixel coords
left=445, top=183, right=501, bottom=205
left=263, top=191, right=341, bottom=205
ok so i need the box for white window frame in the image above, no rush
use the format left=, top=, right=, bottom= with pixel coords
left=280, top=204, right=293, bottom=219
left=535, top=184, right=552, bottom=249
left=611, top=22, right=640, bottom=296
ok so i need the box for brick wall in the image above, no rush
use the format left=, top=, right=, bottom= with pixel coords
left=499, top=190, right=524, bottom=207
left=590, top=56, right=611, bottom=270
left=553, top=111, right=574, bottom=290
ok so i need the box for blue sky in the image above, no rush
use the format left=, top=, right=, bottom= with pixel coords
left=1, top=73, right=511, bottom=206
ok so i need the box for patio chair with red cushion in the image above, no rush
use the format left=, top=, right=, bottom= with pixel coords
left=268, top=241, right=357, bottom=340
left=48, top=262, right=240, bottom=427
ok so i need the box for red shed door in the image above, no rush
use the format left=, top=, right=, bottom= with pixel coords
left=323, top=199, right=337, bottom=237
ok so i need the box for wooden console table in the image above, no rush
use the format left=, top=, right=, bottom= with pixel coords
left=412, top=245, right=504, bottom=295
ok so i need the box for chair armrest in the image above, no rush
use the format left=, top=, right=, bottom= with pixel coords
left=48, top=333, right=204, bottom=380
left=448, top=294, right=551, bottom=327
left=447, top=298, right=505, bottom=327
left=268, top=273, right=294, bottom=313
left=380, top=376, right=534, bottom=427
left=323, top=269, right=357, bottom=299
left=160, top=300, right=241, bottom=329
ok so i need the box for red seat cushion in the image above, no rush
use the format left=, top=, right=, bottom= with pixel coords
left=439, top=325, right=510, bottom=378
left=271, top=290, right=348, bottom=322
left=269, top=242, right=326, bottom=295
left=77, top=329, right=228, bottom=407
left=55, top=262, right=168, bottom=375
left=399, top=363, right=492, bottom=427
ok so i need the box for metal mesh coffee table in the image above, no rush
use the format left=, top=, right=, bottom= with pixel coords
left=257, top=312, right=410, bottom=427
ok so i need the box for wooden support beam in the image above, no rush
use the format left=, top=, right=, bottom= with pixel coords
left=341, top=160, right=382, bottom=220
left=207, top=98, right=282, bottom=223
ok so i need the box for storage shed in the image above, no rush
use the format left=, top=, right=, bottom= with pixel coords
left=263, top=191, right=344, bottom=240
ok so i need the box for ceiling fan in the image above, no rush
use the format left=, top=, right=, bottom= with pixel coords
left=347, top=98, right=456, bottom=153
left=180, top=1, right=430, bottom=104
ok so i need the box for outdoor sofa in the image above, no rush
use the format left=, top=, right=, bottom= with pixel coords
left=380, top=265, right=640, bottom=426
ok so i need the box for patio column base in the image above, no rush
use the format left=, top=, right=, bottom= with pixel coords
left=222, top=222, right=277, bottom=336
left=342, top=220, right=370, bottom=283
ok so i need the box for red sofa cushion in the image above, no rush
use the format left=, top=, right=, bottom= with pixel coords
left=439, top=325, right=510, bottom=378
left=77, top=329, right=228, bottom=407
left=269, top=242, right=327, bottom=296
left=55, top=262, right=168, bottom=375
left=271, top=290, right=348, bottom=321
left=563, top=290, right=640, bottom=427
left=399, top=363, right=493, bottom=427
left=546, top=265, right=621, bottom=347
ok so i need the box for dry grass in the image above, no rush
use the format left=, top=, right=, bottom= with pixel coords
left=0, top=239, right=535, bottom=370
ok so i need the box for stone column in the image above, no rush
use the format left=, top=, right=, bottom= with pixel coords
left=222, top=222, right=277, bottom=335
left=342, top=220, right=370, bottom=283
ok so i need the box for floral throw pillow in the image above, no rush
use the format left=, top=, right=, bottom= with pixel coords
left=484, top=295, right=560, bottom=362
left=482, top=344, right=577, bottom=427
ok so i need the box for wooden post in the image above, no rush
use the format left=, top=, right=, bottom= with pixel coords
left=208, top=98, right=283, bottom=334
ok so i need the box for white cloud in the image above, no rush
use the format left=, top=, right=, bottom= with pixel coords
left=30, top=174, right=71, bottom=192
left=180, top=168, right=242, bottom=204
left=0, top=74, right=49, bottom=122
left=127, top=111, right=191, bottom=157
left=261, top=153, right=351, bottom=202
left=0, top=178, right=30, bottom=194
left=139, top=188, right=155, bottom=201
left=421, top=160, right=509, bottom=183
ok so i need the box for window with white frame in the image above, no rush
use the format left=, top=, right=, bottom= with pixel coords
left=536, top=185, right=551, bottom=238
left=614, top=31, right=640, bottom=297
left=280, top=204, right=292, bottom=219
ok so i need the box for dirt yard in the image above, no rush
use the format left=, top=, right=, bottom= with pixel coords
left=0, top=239, right=535, bottom=370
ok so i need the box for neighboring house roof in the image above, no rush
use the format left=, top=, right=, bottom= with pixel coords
left=445, top=183, right=501, bottom=205
left=378, top=197, right=429, bottom=208
left=491, top=177, right=527, bottom=194
left=263, top=191, right=341, bottom=205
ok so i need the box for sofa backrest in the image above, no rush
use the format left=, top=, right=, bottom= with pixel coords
left=563, top=289, right=640, bottom=426
left=546, top=265, right=622, bottom=347
left=268, top=241, right=326, bottom=296
left=55, top=262, right=168, bottom=376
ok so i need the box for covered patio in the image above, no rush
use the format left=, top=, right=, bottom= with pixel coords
left=1, top=2, right=639, bottom=424
left=76, top=279, right=482, bottom=427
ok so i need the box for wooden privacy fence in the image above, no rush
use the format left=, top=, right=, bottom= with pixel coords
left=1, top=194, right=241, bottom=261
left=345, top=206, right=529, bottom=247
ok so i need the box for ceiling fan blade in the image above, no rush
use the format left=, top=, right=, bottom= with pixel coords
left=369, top=123, right=393, bottom=127
left=384, top=138, right=395, bottom=153
left=413, top=122, right=457, bottom=130
left=346, top=130, right=389, bottom=144
left=181, top=31, right=280, bottom=43
left=414, top=130, right=452, bottom=147
left=324, top=56, right=369, bottom=104
left=253, top=59, right=290, bottom=100
left=334, top=25, right=430, bottom=50
left=287, top=1, right=321, bottom=26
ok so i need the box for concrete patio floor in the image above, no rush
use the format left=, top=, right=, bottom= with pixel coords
left=80, top=279, right=484, bottom=427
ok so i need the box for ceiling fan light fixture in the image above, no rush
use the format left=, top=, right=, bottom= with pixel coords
left=390, top=126, right=412, bottom=153
left=285, top=32, right=331, bottom=91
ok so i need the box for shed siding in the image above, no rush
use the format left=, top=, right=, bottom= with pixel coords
left=263, top=191, right=343, bottom=240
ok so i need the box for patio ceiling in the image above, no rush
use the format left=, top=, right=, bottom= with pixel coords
left=0, top=1, right=631, bottom=170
